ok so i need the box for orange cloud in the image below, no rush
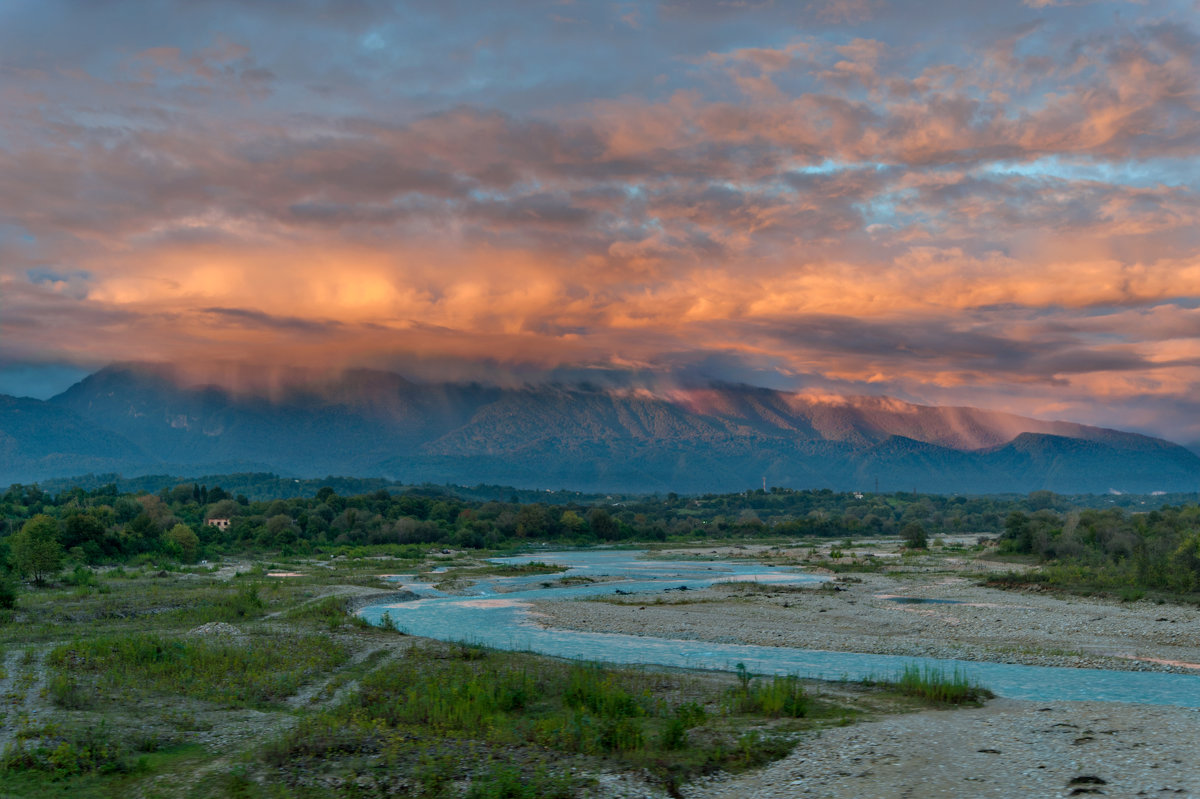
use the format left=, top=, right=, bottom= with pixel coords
left=2, top=1, right=1200, bottom=441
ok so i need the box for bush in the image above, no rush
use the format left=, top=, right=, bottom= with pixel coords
left=658, top=716, right=689, bottom=750
left=65, top=564, right=96, bottom=587
left=901, top=522, right=928, bottom=549
left=0, top=722, right=135, bottom=776
left=564, top=664, right=643, bottom=718
left=48, top=674, right=94, bottom=710
left=220, top=584, right=265, bottom=620
left=0, top=574, right=17, bottom=610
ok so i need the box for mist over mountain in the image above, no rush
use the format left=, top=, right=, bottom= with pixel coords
left=1, top=363, right=1197, bottom=494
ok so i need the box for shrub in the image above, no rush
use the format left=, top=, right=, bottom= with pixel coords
left=65, top=564, right=96, bottom=587
left=901, top=522, right=928, bottom=549
left=0, top=574, right=17, bottom=610
left=464, top=764, right=570, bottom=799
left=48, top=674, right=94, bottom=710
left=0, top=722, right=135, bottom=776
left=220, top=584, right=265, bottom=620
left=658, top=716, right=688, bottom=750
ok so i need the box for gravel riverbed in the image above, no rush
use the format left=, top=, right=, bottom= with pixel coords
left=682, top=699, right=1200, bottom=799
left=530, top=570, right=1200, bottom=674
left=530, top=559, right=1200, bottom=797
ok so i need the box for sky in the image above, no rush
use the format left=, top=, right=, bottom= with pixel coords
left=1, top=0, right=1199, bottom=443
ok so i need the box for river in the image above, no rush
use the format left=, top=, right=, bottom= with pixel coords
left=356, top=550, right=1200, bottom=707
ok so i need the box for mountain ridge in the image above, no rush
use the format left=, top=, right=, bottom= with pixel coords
left=0, top=362, right=1194, bottom=494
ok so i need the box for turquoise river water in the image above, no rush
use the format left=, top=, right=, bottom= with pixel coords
left=356, top=550, right=1200, bottom=707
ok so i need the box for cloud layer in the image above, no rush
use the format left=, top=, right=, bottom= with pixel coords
left=2, top=0, right=1200, bottom=441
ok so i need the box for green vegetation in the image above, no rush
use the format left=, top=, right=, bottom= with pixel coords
left=1, top=721, right=146, bottom=778
left=0, top=478, right=1182, bottom=575
left=901, top=521, right=928, bottom=549
left=0, top=537, right=964, bottom=799
left=262, top=644, right=834, bottom=794
left=2, top=477, right=1197, bottom=609
left=47, top=632, right=350, bottom=708
left=729, top=664, right=809, bottom=717
left=886, top=664, right=992, bottom=705
left=11, top=474, right=1198, bottom=795
left=996, top=506, right=1200, bottom=599
left=9, top=514, right=64, bottom=585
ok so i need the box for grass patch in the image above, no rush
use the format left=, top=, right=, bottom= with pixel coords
left=261, top=643, right=832, bottom=791
left=0, top=744, right=204, bottom=799
left=47, top=632, right=350, bottom=708
left=283, top=594, right=372, bottom=631
left=428, top=561, right=568, bottom=581
left=714, top=581, right=816, bottom=595
left=0, top=721, right=145, bottom=779
left=727, top=663, right=809, bottom=717
left=47, top=674, right=94, bottom=710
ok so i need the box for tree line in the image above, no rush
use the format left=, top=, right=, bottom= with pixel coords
left=1, top=480, right=1198, bottom=598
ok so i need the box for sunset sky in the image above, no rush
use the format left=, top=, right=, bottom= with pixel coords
left=2, top=0, right=1199, bottom=443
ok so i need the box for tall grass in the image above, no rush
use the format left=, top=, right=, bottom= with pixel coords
left=727, top=664, right=809, bottom=717
left=0, top=722, right=141, bottom=777
left=47, top=632, right=349, bottom=707
left=265, top=644, right=812, bottom=787
left=890, top=664, right=992, bottom=705
left=463, top=763, right=575, bottom=799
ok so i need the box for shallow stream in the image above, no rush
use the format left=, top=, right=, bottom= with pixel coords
left=357, top=550, right=1200, bottom=707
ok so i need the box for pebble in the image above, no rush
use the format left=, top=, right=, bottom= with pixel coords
left=680, top=700, right=1200, bottom=799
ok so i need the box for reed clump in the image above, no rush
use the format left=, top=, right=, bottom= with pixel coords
left=887, top=664, right=992, bottom=705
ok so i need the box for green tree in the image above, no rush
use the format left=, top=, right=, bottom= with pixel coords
left=560, top=510, right=586, bottom=534
left=10, top=514, right=64, bottom=585
left=588, top=508, right=620, bottom=541
left=164, top=523, right=201, bottom=562
left=1168, top=533, right=1200, bottom=593
left=266, top=514, right=297, bottom=545
left=901, top=521, right=928, bottom=549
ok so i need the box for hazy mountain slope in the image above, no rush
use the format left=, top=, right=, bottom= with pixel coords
left=977, top=433, right=1200, bottom=494
left=49, top=364, right=499, bottom=476
left=677, top=387, right=1162, bottom=451
left=8, top=363, right=1196, bottom=494
left=0, top=395, right=153, bottom=484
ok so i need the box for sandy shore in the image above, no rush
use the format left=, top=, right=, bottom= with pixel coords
left=531, top=567, right=1200, bottom=674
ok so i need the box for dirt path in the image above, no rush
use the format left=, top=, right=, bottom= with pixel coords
left=151, top=636, right=403, bottom=797
left=0, top=650, right=20, bottom=750
left=262, top=585, right=418, bottom=621
left=0, top=648, right=52, bottom=751
left=286, top=644, right=394, bottom=709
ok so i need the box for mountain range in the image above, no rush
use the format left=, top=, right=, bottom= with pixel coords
left=1, top=363, right=1197, bottom=494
